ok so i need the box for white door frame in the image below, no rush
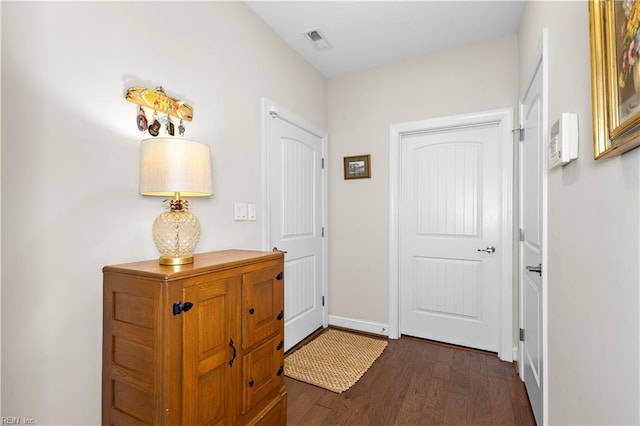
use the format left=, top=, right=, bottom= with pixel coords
left=389, top=109, right=514, bottom=361
left=518, top=29, right=549, bottom=425
left=261, top=98, right=329, bottom=329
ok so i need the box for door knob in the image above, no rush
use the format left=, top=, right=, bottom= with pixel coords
left=477, top=246, right=496, bottom=254
left=272, top=247, right=288, bottom=254
left=526, top=264, right=542, bottom=276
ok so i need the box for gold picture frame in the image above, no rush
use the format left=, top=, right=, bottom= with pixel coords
left=343, top=155, right=371, bottom=179
left=590, top=0, right=640, bottom=158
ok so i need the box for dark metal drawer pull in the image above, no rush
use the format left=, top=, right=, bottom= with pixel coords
left=277, top=310, right=284, bottom=320
left=277, top=365, right=284, bottom=376
left=228, top=339, right=236, bottom=366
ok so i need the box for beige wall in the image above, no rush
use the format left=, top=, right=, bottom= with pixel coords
left=1, top=2, right=326, bottom=424
left=327, top=36, right=518, bottom=325
left=519, top=1, right=640, bottom=424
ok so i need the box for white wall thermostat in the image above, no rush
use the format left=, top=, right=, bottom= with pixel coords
left=548, top=112, right=578, bottom=169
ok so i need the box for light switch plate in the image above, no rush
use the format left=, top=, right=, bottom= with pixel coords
left=234, top=203, right=247, bottom=221
left=248, top=203, right=256, bottom=221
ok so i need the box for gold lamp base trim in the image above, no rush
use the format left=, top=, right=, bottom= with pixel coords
left=159, top=255, right=194, bottom=266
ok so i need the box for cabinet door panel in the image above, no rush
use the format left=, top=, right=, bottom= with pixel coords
left=254, top=399, right=286, bottom=426
left=242, top=335, right=284, bottom=414
left=242, top=266, right=284, bottom=349
left=183, top=276, right=239, bottom=425
left=197, top=365, right=227, bottom=426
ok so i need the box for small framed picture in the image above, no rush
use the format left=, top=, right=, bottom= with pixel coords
left=343, top=154, right=371, bottom=180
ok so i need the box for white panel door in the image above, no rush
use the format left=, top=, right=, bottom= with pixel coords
left=520, top=49, right=544, bottom=425
left=268, top=113, right=324, bottom=352
left=400, top=124, right=501, bottom=352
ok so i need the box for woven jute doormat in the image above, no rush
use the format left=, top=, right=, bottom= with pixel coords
left=284, top=329, right=388, bottom=393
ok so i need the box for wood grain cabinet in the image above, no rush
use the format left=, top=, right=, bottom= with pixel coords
left=102, top=250, right=286, bottom=425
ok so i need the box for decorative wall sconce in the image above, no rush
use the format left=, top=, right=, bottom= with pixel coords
left=126, top=86, right=212, bottom=265
left=125, top=86, right=193, bottom=137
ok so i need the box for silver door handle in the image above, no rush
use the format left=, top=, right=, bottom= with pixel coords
left=272, top=247, right=288, bottom=254
left=477, top=246, right=496, bottom=254
left=526, top=264, right=542, bottom=276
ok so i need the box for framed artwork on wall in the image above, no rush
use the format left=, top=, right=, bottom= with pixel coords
left=343, top=154, right=371, bottom=179
left=590, top=0, right=640, bottom=158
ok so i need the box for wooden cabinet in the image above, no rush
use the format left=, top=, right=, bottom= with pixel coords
left=102, top=250, right=286, bottom=425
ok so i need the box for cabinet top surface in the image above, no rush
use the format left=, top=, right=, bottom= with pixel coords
left=103, top=249, right=282, bottom=280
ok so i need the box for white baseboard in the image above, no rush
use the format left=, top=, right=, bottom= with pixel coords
left=328, top=315, right=389, bottom=337
left=512, top=345, right=518, bottom=363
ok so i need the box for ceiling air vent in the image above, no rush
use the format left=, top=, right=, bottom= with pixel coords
left=304, top=28, right=331, bottom=50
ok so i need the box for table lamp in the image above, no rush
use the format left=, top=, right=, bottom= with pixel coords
left=139, top=137, right=213, bottom=265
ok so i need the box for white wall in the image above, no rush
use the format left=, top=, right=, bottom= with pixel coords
left=327, top=36, right=518, bottom=326
left=519, top=2, right=640, bottom=424
left=1, top=2, right=326, bottom=424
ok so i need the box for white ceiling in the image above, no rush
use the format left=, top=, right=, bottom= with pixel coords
left=245, top=1, right=525, bottom=78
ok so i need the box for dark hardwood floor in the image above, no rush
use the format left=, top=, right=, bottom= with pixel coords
left=285, top=329, right=536, bottom=425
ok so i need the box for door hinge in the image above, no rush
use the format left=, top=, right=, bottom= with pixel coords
left=322, top=226, right=325, bottom=237
left=512, top=127, right=524, bottom=142
left=322, top=158, right=325, bottom=169
left=519, top=228, right=525, bottom=242
left=519, top=328, right=525, bottom=342
left=173, top=301, right=194, bottom=316
left=322, top=296, right=325, bottom=306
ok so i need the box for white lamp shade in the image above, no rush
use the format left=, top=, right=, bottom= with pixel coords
left=139, top=137, right=213, bottom=197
